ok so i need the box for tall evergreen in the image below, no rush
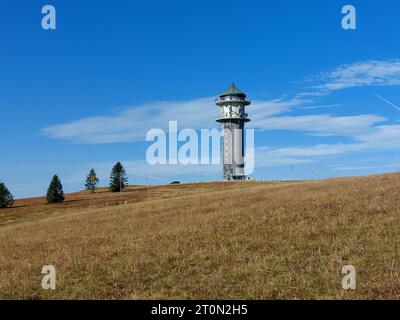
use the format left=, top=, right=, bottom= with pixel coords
left=0, top=182, right=14, bottom=209
left=46, top=175, right=65, bottom=203
left=109, top=162, right=128, bottom=192
left=85, top=168, right=99, bottom=193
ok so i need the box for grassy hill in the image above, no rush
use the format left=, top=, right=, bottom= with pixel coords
left=0, top=174, right=399, bottom=299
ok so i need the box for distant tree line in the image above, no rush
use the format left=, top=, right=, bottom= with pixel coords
left=0, top=162, right=128, bottom=209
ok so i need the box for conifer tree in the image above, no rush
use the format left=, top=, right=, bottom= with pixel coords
left=0, top=181, right=14, bottom=208
left=85, top=168, right=99, bottom=193
left=109, top=162, right=128, bottom=192
left=46, top=175, right=65, bottom=203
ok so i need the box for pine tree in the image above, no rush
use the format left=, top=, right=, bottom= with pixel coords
left=46, top=175, right=65, bottom=204
left=85, top=168, right=99, bottom=193
left=0, top=182, right=14, bottom=209
left=109, top=162, right=128, bottom=192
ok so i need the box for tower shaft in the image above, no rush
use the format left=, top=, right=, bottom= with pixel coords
left=221, top=120, right=245, bottom=180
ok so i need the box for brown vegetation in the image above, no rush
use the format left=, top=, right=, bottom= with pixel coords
left=0, top=174, right=399, bottom=299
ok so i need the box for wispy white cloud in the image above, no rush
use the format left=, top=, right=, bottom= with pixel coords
left=252, top=114, right=386, bottom=137
left=252, top=123, right=400, bottom=165
left=299, top=103, right=342, bottom=110
left=258, top=144, right=352, bottom=158
left=249, top=97, right=303, bottom=118
left=42, top=98, right=217, bottom=144
left=306, top=60, right=400, bottom=94
left=252, top=143, right=363, bottom=170
left=42, top=97, right=303, bottom=144
left=354, top=124, right=400, bottom=148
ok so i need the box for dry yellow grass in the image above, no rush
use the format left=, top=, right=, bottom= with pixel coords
left=0, top=174, right=399, bottom=299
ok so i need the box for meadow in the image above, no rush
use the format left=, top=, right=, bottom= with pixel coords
left=0, top=173, right=399, bottom=299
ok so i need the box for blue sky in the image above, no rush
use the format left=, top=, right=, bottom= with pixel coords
left=1, top=0, right=400, bottom=198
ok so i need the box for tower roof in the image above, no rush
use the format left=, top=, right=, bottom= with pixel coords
left=220, top=83, right=246, bottom=97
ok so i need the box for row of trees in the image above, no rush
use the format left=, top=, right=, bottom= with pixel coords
left=0, top=162, right=128, bottom=208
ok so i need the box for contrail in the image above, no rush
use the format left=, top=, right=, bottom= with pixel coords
left=374, top=93, right=400, bottom=112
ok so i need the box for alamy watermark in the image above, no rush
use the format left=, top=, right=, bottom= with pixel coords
left=41, top=265, right=56, bottom=290
left=41, top=5, right=56, bottom=30
left=341, top=5, right=356, bottom=30
left=146, top=121, right=255, bottom=176
left=341, top=265, right=356, bottom=290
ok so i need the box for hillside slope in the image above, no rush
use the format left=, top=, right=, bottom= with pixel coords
left=0, top=174, right=399, bottom=299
